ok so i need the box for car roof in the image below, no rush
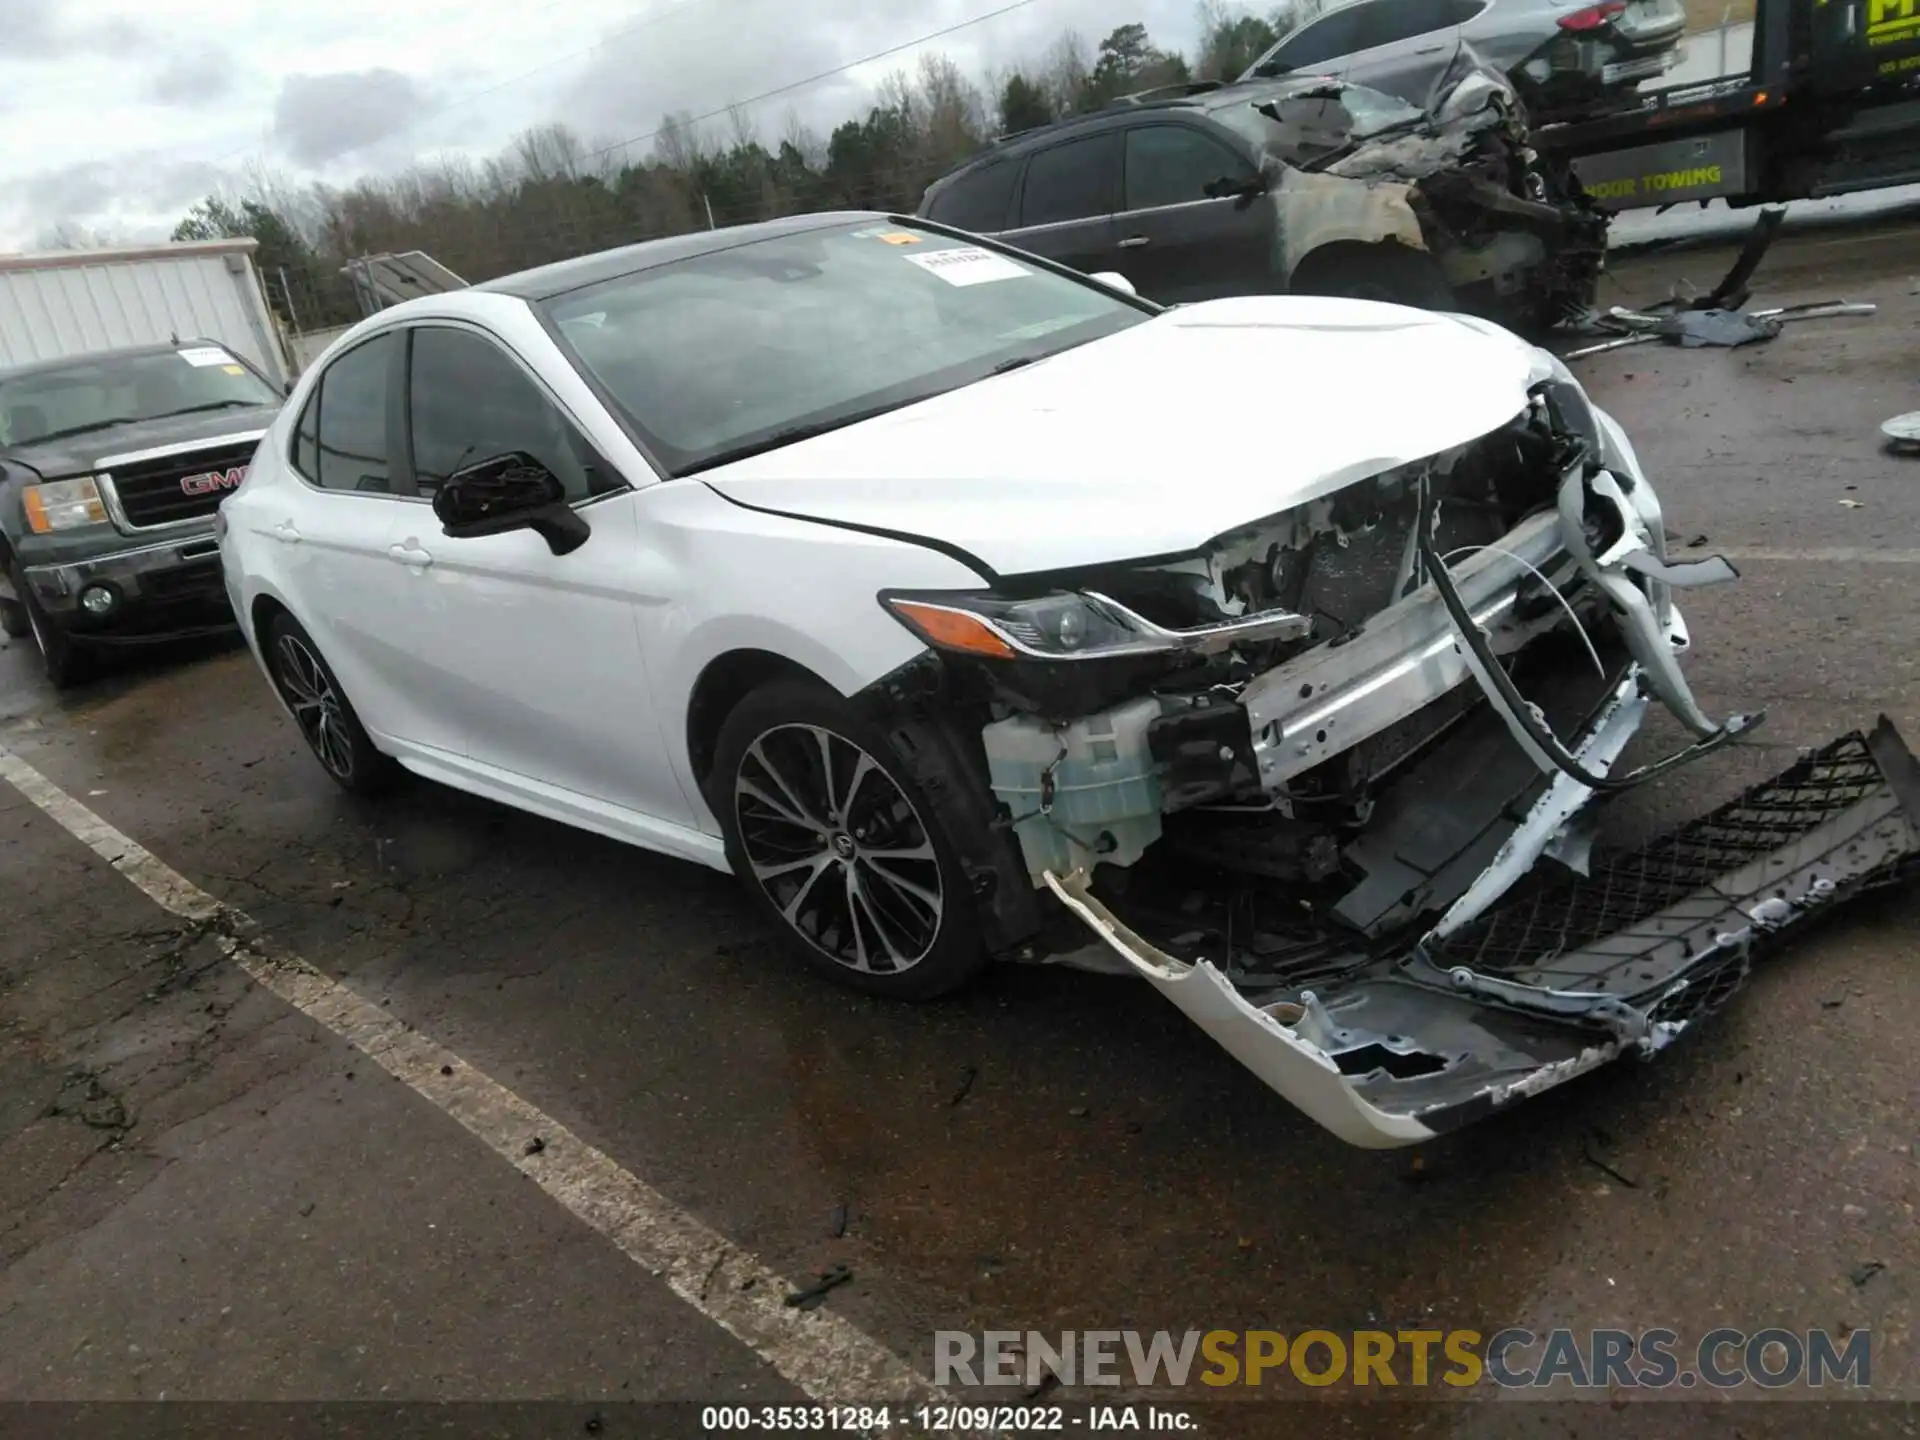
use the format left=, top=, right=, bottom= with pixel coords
left=0, top=340, right=221, bottom=383
left=934, top=74, right=1351, bottom=181
left=477, top=211, right=895, bottom=301
left=916, top=75, right=1376, bottom=207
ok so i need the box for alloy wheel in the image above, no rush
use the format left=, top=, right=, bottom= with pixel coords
left=274, top=633, right=355, bottom=781
left=733, top=723, right=944, bottom=974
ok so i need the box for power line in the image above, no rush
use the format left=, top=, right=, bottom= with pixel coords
left=580, top=0, right=1046, bottom=166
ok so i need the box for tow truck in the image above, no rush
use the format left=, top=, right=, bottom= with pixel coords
left=1534, top=0, right=1920, bottom=210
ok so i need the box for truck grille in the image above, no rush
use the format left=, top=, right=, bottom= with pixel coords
left=104, top=440, right=258, bottom=530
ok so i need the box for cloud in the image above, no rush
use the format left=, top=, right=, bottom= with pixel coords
left=272, top=69, right=432, bottom=168
left=534, top=0, right=1202, bottom=164
left=1, top=154, right=227, bottom=246
left=4, top=0, right=146, bottom=60
left=142, top=45, right=238, bottom=106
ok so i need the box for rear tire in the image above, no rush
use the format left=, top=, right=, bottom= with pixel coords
left=8, top=558, right=90, bottom=688
left=1289, top=243, right=1457, bottom=311
left=710, top=678, right=988, bottom=1001
left=263, top=611, right=400, bottom=797
left=0, top=598, right=29, bottom=640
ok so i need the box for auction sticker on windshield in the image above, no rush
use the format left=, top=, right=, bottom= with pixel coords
left=906, top=246, right=1030, bottom=286
left=177, top=345, right=238, bottom=367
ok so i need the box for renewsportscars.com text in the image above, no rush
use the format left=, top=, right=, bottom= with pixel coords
left=934, top=1327, right=1872, bottom=1390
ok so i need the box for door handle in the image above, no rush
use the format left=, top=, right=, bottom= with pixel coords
left=1117, top=236, right=1151, bottom=249
left=389, top=541, right=434, bottom=568
left=1415, top=43, right=1446, bottom=53
left=271, top=521, right=301, bottom=544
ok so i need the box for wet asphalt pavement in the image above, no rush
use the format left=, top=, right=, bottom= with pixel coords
left=1, top=219, right=1917, bottom=1438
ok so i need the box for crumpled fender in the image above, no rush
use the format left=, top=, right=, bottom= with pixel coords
left=1273, top=170, right=1429, bottom=284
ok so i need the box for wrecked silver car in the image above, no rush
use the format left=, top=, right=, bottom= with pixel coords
left=917, top=50, right=1608, bottom=328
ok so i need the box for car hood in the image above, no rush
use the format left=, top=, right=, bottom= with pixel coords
left=1, top=404, right=281, bottom=482
left=698, top=296, right=1540, bottom=578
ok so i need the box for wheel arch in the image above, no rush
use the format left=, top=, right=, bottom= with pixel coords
left=685, top=648, right=832, bottom=792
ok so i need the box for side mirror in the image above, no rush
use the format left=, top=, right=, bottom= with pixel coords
left=1205, top=174, right=1268, bottom=207
left=433, top=451, right=590, bottom=556
left=1088, top=271, right=1138, bottom=297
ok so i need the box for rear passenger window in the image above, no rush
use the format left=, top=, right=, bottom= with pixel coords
left=314, top=334, right=395, bottom=494
left=1268, top=7, right=1365, bottom=67
left=927, top=163, right=1019, bottom=232
left=1359, top=0, right=1456, bottom=48
left=1017, top=133, right=1122, bottom=228
left=1124, top=126, right=1256, bottom=210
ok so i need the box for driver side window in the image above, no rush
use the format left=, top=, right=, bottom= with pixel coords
left=1124, top=125, right=1256, bottom=210
left=405, top=326, right=618, bottom=502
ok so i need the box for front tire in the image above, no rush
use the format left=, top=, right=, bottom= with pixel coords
left=263, top=612, right=399, bottom=796
left=711, top=679, right=987, bottom=1000
left=8, top=558, right=90, bottom=688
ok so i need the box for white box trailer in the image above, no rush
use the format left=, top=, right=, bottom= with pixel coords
left=0, top=237, right=289, bottom=388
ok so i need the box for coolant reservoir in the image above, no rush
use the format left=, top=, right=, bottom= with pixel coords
left=982, top=696, right=1166, bottom=884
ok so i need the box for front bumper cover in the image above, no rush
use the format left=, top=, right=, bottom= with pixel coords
left=20, top=530, right=236, bottom=642
left=1049, top=719, right=1919, bottom=1147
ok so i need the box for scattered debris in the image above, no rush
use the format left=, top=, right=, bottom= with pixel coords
left=439, top=1064, right=453, bottom=1076
left=1843, top=1203, right=1868, bottom=1218
left=299, top=1202, right=316, bottom=1218
left=828, top=1204, right=848, bottom=1239
left=1840, top=499, right=1867, bottom=509
left=1025, top=1373, right=1061, bottom=1402
left=1881, top=412, right=1920, bottom=455
left=1821, top=995, right=1845, bottom=1009
left=1582, top=1134, right=1639, bottom=1189
left=783, top=1263, right=853, bottom=1311
left=947, top=1065, right=978, bottom=1107
left=1069, top=1105, right=1090, bottom=1119
left=523, top=1136, right=546, bottom=1156
left=1850, top=1261, right=1886, bottom=1288
left=1565, top=301, right=1876, bottom=359
left=1686, top=535, right=1709, bottom=549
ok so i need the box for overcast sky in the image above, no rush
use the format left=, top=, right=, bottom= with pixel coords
left=0, top=0, right=1210, bottom=250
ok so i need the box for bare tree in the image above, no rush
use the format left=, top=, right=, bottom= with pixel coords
left=1039, top=29, right=1093, bottom=117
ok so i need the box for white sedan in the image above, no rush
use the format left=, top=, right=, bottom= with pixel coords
left=220, top=213, right=1917, bottom=1146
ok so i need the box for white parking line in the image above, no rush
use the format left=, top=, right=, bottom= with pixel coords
left=0, top=742, right=945, bottom=1408
left=1715, top=548, right=1920, bottom=565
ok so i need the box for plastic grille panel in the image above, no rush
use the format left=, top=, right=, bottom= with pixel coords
left=1430, top=734, right=1894, bottom=988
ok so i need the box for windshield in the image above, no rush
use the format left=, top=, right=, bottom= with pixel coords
left=0, top=346, right=281, bottom=448
left=542, top=221, right=1149, bottom=476
left=1211, top=85, right=1428, bottom=168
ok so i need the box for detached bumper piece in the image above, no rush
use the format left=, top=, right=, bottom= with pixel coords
left=1048, top=720, right=1920, bottom=1148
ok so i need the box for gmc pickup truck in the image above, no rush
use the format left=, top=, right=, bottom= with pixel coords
left=0, top=340, right=284, bottom=686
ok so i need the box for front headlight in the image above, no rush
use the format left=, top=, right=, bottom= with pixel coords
left=884, top=591, right=1162, bottom=660
left=22, top=477, right=108, bottom=533
left=883, top=589, right=1312, bottom=661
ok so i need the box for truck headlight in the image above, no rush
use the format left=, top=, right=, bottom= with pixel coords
left=22, top=477, right=108, bottom=533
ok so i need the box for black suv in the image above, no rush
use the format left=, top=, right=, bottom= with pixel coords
left=1, top=341, right=285, bottom=686
left=916, top=74, right=1604, bottom=321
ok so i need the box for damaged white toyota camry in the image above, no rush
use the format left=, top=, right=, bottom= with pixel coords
left=221, top=213, right=1920, bottom=1147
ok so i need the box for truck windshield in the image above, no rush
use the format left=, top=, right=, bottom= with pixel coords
left=541, top=221, right=1148, bottom=477
left=0, top=346, right=281, bottom=448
